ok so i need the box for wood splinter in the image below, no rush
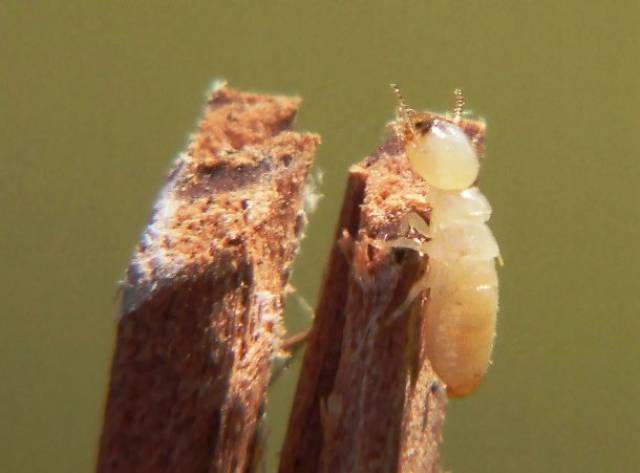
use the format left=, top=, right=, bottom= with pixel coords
left=97, top=83, right=320, bottom=473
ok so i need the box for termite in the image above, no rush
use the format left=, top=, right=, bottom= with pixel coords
left=388, top=85, right=500, bottom=397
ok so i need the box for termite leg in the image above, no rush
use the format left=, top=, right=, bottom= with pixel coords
left=386, top=269, right=430, bottom=324
left=270, top=328, right=312, bottom=386
left=379, top=211, right=431, bottom=252
left=399, top=211, right=431, bottom=238
left=378, top=237, right=424, bottom=253
left=282, top=328, right=312, bottom=353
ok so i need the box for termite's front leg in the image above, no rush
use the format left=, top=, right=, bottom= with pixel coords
left=399, top=211, right=431, bottom=239
left=379, top=211, right=431, bottom=254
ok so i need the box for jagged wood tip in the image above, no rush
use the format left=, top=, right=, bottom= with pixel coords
left=97, top=83, right=319, bottom=473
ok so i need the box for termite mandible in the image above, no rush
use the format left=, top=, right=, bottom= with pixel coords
left=387, top=85, right=501, bottom=397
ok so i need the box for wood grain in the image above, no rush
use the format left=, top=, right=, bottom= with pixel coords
left=97, top=84, right=319, bottom=473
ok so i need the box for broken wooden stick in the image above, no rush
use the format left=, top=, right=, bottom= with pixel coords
left=280, top=114, right=485, bottom=473
left=97, top=84, right=319, bottom=473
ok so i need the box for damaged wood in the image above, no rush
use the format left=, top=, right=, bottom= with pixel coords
left=97, top=84, right=319, bottom=473
left=280, top=115, right=485, bottom=473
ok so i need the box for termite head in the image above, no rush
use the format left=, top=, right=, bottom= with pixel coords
left=391, top=85, right=479, bottom=191
left=408, top=119, right=479, bottom=190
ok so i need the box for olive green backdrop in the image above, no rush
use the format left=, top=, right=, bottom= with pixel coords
left=2, top=1, right=638, bottom=472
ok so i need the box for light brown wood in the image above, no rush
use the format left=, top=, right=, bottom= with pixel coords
left=97, top=84, right=319, bottom=473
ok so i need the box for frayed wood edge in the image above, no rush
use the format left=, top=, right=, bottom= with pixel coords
left=97, top=83, right=319, bottom=473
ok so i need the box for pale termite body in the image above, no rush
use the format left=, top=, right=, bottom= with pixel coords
left=390, top=86, right=500, bottom=397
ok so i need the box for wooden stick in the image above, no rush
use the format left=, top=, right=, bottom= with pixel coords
left=97, top=83, right=320, bottom=473
left=279, top=114, right=485, bottom=473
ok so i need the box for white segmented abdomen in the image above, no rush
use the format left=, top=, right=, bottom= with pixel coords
left=424, top=187, right=499, bottom=396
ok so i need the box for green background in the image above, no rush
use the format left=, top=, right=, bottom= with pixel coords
left=2, top=1, right=638, bottom=472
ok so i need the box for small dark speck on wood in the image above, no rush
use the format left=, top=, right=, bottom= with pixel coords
left=97, top=83, right=319, bottom=473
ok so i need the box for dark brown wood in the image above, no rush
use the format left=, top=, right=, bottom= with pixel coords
left=280, top=114, right=485, bottom=473
left=97, top=84, right=319, bottom=473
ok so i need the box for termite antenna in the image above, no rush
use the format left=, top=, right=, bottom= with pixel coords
left=390, top=83, right=416, bottom=141
left=453, top=88, right=465, bottom=124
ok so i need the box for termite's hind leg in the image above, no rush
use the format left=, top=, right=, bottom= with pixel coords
left=270, top=329, right=312, bottom=386
left=282, top=328, right=312, bottom=353
left=387, top=266, right=430, bottom=324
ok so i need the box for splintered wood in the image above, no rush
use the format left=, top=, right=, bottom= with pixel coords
left=97, top=84, right=319, bottom=473
left=280, top=116, right=485, bottom=473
